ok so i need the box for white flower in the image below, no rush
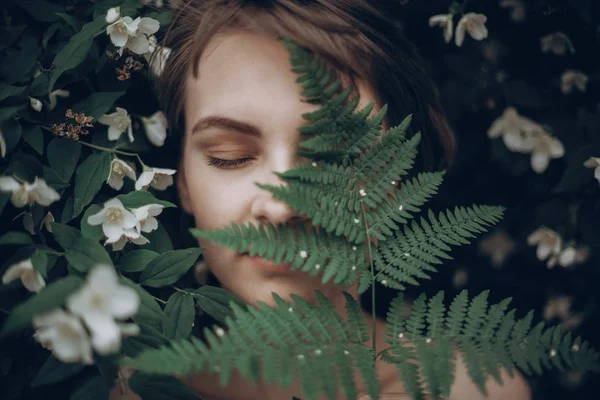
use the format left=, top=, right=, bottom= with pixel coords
left=98, top=107, right=133, bottom=142
left=110, top=227, right=149, bottom=252
left=141, top=0, right=164, bottom=7
left=478, top=230, right=516, bottom=267
left=429, top=14, right=454, bottom=44
left=87, top=198, right=139, bottom=244
left=29, top=97, right=43, bottom=112
left=144, top=44, right=171, bottom=77
left=543, top=296, right=583, bottom=330
left=32, top=309, right=94, bottom=365
left=135, top=167, right=176, bottom=191
left=560, top=70, right=589, bottom=94
left=527, top=227, right=562, bottom=266
left=140, top=111, right=167, bottom=147
left=548, top=245, right=590, bottom=269
left=0, top=176, right=60, bottom=208
left=66, top=264, right=140, bottom=355
left=540, top=32, right=575, bottom=55
left=107, top=158, right=137, bottom=191
left=583, top=157, right=600, bottom=185
left=105, top=6, right=121, bottom=24
left=2, top=258, right=45, bottom=292
left=499, top=0, right=526, bottom=22
left=106, top=16, right=160, bottom=55
left=47, top=89, right=70, bottom=111
left=455, top=13, right=488, bottom=47
left=132, top=204, right=164, bottom=233
left=487, top=107, right=545, bottom=153
left=0, top=128, right=6, bottom=158
left=529, top=132, right=564, bottom=173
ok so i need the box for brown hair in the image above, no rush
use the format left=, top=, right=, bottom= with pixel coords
left=157, top=0, right=456, bottom=170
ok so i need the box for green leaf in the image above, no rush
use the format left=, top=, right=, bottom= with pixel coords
left=140, top=222, right=173, bottom=253
left=43, top=166, right=70, bottom=191
left=61, top=196, right=75, bottom=223
left=164, top=292, right=195, bottom=340
left=129, top=373, right=200, bottom=400
left=16, top=0, right=65, bottom=22
left=140, top=249, right=203, bottom=288
left=192, top=286, right=244, bottom=325
left=0, top=193, right=9, bottom=216
left=21, top=123, right=44, bottom=155
left=70, top=375, right=110, bottom=400
left=56, top=13, right=82, bottom=31
left=49, top=16, right=107, bottom=92
left=2, top=118, right=22, bottom=155
left=0, top=83, right=27, bottom=102
left=63, top=236, right=113, bottom=272
left=0, top=106, right=21, bottom=125
left=51, top=222, right=82, bottom=248
left=0, top=231, right=34, bottom=246
left=120, top=277, right=165, bottom=331
left=31, top=248, right=49, bottom=278
left=80, top=204, right=104, bottom=242
left=9, top=151, right=43, bottom=183
left=47, top=138, right=82, bottom=182
left=72, top=91, right=126, bottom=120
left=122, top=323, right=169, bottom=358
left=117, top=249, right=159, bottom=272
left=73, top=151, right=111, bottom=218
left=117, top=191, right=177, bottom=209
left=31, top=355, right=84, bottom=388
left=93, top=0, right=144, bottom=20
left=1, top=276, right=84, bottom=336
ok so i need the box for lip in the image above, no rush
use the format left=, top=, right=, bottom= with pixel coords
left=243, top=253, right=294, bottom=273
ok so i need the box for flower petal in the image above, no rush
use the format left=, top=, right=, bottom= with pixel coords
left=2, top=259, right=33, bottom=284
left=108, top=286, right=140, bottom=319
left=85, top=313, right=122, bottom=355
left=0, top=176, right=21, bottom=192
left=138, top=17, right=160, bottom=35
left=135, top=171, right=154, bottom=191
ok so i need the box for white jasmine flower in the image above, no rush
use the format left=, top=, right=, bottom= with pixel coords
left=548, top=245, right=590, bottom=269
left=529, top=132, right=564, bottom=173
left=107, top=158, right=137, bottom=191
left=543, top=295, right=583, bottom=330
left=583, top=157, right=600, bottom=185
left=110, top=227, right=149, bottom=252
left=540, top=32, right=575, bottom=55
left=499, top=0, right=526, bottom=22
left=141, top=0, right=164, bottom=7
left=560, top=70, right=589, bottom=94
left=32, top=309, right=94, bottom=365
left=2, top=258, right=45, bottom=292
left=29, top=97, right=43, bottom=112
left=135, top=167, right=176, bottom=191
left=22, top=212, right=35, bottom=235
left=140, top=111, right=167, bottom=147
left=47, top=89, right=70, bottom=111
left=0, top=176, right=60, bottom=208
left=87, top=198, right=138, bottom=244
left=429, top=14, right=454, bottom=44
left=527, top=227, right=562, bottom=265
left=106, top=16, right=160, bottom=55
left=40, top=211, right=54, bottom=233
left=132, top=204, right=164, bottom=233
left=455, top=13, right=488, bottom=47
left=478, top=230, right=516, bottom=267
left=98, top=107, right=134, bottom=142
left=0, top=129, right=6, bottom=158
left=487, top=107, right=544, bottom=153
left=144, top=44, right=171, bottom=77
left=66, top=264, right=140, bottom=355
left=105, top=6, right=121, bottom=24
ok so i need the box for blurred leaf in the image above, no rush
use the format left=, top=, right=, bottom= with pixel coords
left=1, top=276, right=84, bottom=336
left=117, top=249, right=159, bottom=272
left=43, top=166, right=71, bottom=191
left=163, top=292, right=195, bottom=340
left=140, top=249, right=202, bottom=288
left=49, top=16, right=107, bottom=92
left=0, top=232, right=34, bottom=246
left=129, top=373, right=199, bottom=400
left=70, top=375, right=110, bottom=400
left=117, top=191, right=177, bottom=209
left=4, top=37, right=39, bottom=83
left=568, top=0, right=593, bottom=24
left=0, top=83, right=27, bottom=102
left=42, top=23, right=63, bottom=50
left=0, top=106, right=21, bottom=125
left=93, top=0, right=144, bottom=20
left=73, top=151, right=111, bottom=218
left=21, top=123, right=44, bottom=155
left=31, top=355, right=84, bottom=388
left=0, top=25, right=27, bottom=51
left=122, top=323, right=169, bottom=358
left=56, top=13, right=82, bottom=31
left=80, top=204, right=104, bottom=242
left=504, top=81, right=549, bottom=108
left=63, top=236, right=113, bottom=272
left=552, top=146, right=599, bottom=193
left=120, top=276, right=165, bottom=331
left=50, top=222, right=82, bottom=248
left=1, top=118, right=21, bottom=154
left=47, top=138, right=82, bottom=182
left=61, top=195, right=75, bottom=223
left=71, top=91, right=126, bottom=120
left=192, top=286, right=245, bottom=325
left=578, top=197, right=600, bottom=247
left=30, top=248, right=48, bottom=278
left=9, top=151, right=43, bottom=183
left=16, top=0, right=65, bottom=22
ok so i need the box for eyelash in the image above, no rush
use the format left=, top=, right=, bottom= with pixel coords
left=206, top=156, right=254, bottom=169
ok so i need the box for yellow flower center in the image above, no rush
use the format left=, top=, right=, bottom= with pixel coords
left=106, top=208, right=122, bottom=224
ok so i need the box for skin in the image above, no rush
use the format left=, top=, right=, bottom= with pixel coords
left=110, top=29, right=532, bottom=400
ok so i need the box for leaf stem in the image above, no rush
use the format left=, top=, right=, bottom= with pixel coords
left=360, top=201, right=377, bottom=358
left=150, top=294, right=167, bottom=305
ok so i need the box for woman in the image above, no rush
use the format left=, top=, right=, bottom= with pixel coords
left=113, top=1, right=531, bottom=398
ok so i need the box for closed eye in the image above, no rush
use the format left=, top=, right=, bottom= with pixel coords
left=206, top=156, right=254, bottom=169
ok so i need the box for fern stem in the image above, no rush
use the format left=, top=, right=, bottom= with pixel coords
left=360, top=201, right=377, bottom=357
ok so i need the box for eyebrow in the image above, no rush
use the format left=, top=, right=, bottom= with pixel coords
left=191, top=115, right=261, bottom=137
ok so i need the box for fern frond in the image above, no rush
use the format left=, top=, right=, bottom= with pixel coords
left=123, top=290, right=380, bottom=400
left=383, top=290, right=600, bottom=399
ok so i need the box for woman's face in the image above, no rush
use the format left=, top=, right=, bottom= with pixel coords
left=179, top=30, right=387, bottom=308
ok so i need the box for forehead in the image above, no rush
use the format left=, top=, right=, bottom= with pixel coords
left=184, top=30, right=381, bottom=131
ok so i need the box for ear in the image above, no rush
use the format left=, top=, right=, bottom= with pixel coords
left=177, top=160, right=193, bottom=215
